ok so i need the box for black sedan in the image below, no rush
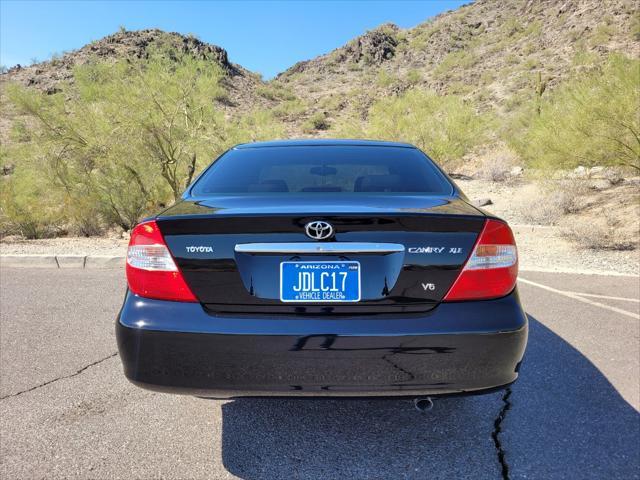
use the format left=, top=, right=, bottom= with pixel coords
left=116, top=139, right=527, bottom=401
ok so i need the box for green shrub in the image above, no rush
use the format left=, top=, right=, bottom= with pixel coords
left=256, top=83, right=296, bottom=101
left=406, top=69, right=422, bottom=85
left=375, top=70, right=396, bottom=88
left=272, top=99, right=307, bottom=119
left=502, top=17, right=524, bottom=38
left=506, top=54, right=640, bottom=171
left=227, top=110, right=285, bottom=144
left=480, top=70, right=496, bottom=84
left=2, top=49, right=285, bottom=236
left=505, top=53, right=519, bottom=65
left=0, top=156, right=65, bottom=238
left=631, top=10, right=640, bottom=41
left=448, top=81, right=473, bottom=96
left=408, top=21, right=440, bottom=51
left=330, top=116, right=366, bottom=139
left=302, top=112, right=330, bottom=133
left=522, top=58, right=539, bottom=70
left=343, top=89, right=493, bottom=165
left=318, top=94, right=345, bottom=112
left=590, top=15, right=617, bottom=45
left=9, top=120, right=31, bottom=143
left=433, top=50, right=477, bottom=80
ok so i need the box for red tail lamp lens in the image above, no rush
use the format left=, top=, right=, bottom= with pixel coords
left=125, top=220, right=197, bottom=302
left=444, top=219, right=518, bottom=301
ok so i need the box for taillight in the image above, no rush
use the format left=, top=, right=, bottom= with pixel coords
left=126, top=220, right=197, bottom=302
left=443, top=219, right=518, bottom=301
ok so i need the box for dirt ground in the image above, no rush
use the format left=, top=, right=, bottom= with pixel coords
left=458, top=178, right=639, bottom=275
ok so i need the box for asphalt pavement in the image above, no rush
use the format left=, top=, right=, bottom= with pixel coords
left=0, top=267, right=638, bottom=479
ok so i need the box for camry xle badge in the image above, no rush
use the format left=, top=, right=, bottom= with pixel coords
left=305, top=221, right=334, bottom=240
left=186, top=245, right=213, bottom=253
left=408, top=247, right=447, bottom=254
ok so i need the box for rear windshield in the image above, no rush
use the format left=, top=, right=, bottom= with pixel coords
left=191, top=146, right=452, bottom=195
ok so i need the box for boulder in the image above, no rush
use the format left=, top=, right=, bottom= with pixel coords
left=509, top=166, right=524, bottom=177
left=338, top=24, right=399, bottom=65
left=589, top=179, right=612, bottom=191
left=589, top=166, right=605, bottom=177
left=472, top=198, right=493, bottom=207
left=448, top=172, right=473, bottom=180
left=571, top=166, right=588, bottom=178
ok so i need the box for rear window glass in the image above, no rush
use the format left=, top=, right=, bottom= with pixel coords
left=191, top=146, right=452, bottom=195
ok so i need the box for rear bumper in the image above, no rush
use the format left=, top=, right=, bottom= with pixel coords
left=116, top=290, right=528, bottom=398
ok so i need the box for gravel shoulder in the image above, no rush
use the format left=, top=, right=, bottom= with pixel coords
left=0, top=237, right=128, bottom=256
left=513, top=224, right=639, bottom=276
left=1, top=179, right=638, bottom=276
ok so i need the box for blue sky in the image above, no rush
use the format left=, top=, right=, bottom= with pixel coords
left=0, top=0, right=468, bottom=78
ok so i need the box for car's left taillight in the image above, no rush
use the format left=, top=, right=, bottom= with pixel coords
left=126, top=220, right=197, bottom=302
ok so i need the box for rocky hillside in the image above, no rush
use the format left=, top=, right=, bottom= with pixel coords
left=1, top=29, right=268, bottom=112
left=274, top=0, right=640, bottom=129
left=1, top=0, right=638, bottom=248
left=1, top=0, right=638, bottom=135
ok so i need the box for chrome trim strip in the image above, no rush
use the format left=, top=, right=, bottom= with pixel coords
left=234, top=242, right=405, bottom=254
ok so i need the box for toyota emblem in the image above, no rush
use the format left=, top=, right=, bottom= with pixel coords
left=305, top=221, right=334, bottom=240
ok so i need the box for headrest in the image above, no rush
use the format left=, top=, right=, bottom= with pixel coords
left=301, top=186, right=343, bottom=192
left=354, top=174, right=403, bottom=192
left=247, top=179, right=289, bottom=192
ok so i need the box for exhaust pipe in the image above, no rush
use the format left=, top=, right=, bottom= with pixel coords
left=413, top=397, right=434, bottom=412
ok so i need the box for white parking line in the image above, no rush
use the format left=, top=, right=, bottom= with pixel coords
left=519, top=277, right=640, bottom=320
left=562, top=291, right=640, bottom=303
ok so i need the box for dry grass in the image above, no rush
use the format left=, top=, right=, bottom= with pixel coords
left=562, top=214, right=638, bottom=251
left=479, top=148, right=519, bottom=182
left=516, top=179, right=589, bottom=225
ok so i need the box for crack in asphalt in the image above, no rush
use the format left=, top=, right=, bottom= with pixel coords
left=381, top=355, right=415, bottom=382
left=492, top=387, right=512, bottom=480
left=4, top=350, right=517, bottom=480
left=0, top=352, right=118, bottom=400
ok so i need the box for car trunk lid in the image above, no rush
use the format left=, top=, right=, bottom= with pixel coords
left=157, top=195, right=485, bottom=314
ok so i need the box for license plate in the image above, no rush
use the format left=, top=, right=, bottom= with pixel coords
left=280, top=261, right=361, bottom=303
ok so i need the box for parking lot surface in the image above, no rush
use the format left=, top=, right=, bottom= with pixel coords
left=0, top=267, right=638, bottom=479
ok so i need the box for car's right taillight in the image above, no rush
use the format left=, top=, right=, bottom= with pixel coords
left=443, top=219, right=518, bottom=301
left=126, top=220, right=197, bottom=302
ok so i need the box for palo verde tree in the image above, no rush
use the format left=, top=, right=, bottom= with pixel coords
left=508, top=54, right=640, bottom=171
left=4, top=48, right=257, bottom=234
left=334, top=89, right=493, bottom=167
